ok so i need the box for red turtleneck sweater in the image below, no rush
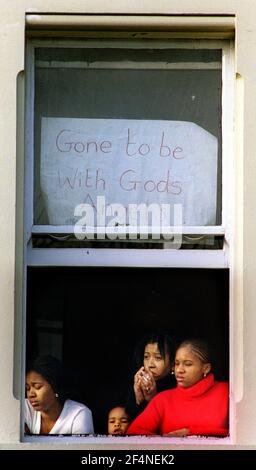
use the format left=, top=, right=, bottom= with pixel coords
left=127, top=374, right=229, bottom=437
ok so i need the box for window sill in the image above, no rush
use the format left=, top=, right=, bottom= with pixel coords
left=23, top=434, right=232, bottom=446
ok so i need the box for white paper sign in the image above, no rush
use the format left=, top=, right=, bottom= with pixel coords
left=40, top=117, right=218, bottom=226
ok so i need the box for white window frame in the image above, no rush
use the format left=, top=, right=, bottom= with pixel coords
left=25, top=38, right=234, bottom=270
left=23, top=36, right=235, bottom=445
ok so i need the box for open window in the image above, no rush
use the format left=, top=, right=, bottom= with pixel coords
left=23, top=32, right=234, bottom=443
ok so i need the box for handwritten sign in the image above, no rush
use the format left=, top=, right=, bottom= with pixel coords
left=40, top=117, right=218, bottom=226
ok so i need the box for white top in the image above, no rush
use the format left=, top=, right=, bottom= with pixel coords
left=25, top=398, right=94, bottom=434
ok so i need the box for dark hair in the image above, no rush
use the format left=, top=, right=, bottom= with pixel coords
left=108, top=404, right=130, bottom=418
left=176, top=338, right=211, bottom=364
left=26, top=355, right=69, bottom=406
left=133, top=332, right=176, bottom=371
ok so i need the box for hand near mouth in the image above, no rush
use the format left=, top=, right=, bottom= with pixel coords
left=134, top=367, right=157, bottom=404
left=141, top=372, right=157, bottom=402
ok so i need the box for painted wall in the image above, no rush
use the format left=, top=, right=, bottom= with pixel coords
left=0, top=0, right=254, bottom=448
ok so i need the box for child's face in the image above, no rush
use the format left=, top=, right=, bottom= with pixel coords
left=143, top=342, right=171, bottom=380
left=108, top=407, right=130, bottom=435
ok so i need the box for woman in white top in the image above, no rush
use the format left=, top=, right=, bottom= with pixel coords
left=25, top=355, right=94, bottom=435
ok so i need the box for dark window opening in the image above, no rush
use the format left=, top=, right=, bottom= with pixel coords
left=26, top=267, right=229, bottom=435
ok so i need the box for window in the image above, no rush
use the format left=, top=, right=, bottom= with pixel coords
left=24, top=35, right=234, bottom=442
left=26, top=39, right=234, bottom=251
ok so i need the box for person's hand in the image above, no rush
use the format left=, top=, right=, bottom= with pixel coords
left=134, top=367, right=145, bottom=405
left=140, top=370, right=157, bottom=402
left=163, top=428, right=189, bottom=437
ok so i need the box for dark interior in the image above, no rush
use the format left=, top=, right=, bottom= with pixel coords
left=26, top=266, right=229, bottom=434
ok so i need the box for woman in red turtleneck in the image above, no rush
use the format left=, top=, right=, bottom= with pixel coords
left=127, top=339, right=229, bottom=437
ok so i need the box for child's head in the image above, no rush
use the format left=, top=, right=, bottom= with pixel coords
left=134, top=332, right=176, bottom=381
left=108, top=406, right=130, bottom=435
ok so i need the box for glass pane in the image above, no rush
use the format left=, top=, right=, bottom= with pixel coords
left=34, top=46, right=222, bottom=230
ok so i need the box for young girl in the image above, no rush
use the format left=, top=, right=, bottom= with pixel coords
left=127, top=339, right=229, bottom=437
left=126, top=333, right=176, bottom=421
left=107, top=406, right=130, bottom=435
left=25, top=355, right=94, bottom=434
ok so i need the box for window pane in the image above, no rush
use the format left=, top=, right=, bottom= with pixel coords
left=34, top=46, right=222, bottom=228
